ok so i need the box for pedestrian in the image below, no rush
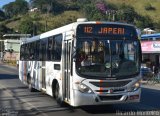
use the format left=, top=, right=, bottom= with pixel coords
left=153, top=65, right=159, bottom=76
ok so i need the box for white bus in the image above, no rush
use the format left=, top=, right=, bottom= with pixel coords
left=19, top=18, right=142, bottom=107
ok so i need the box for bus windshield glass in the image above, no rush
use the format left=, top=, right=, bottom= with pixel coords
left=76, top=24, right=140, bottom=79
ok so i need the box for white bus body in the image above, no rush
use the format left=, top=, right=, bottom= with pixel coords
left=19, top=19, right=142, bottom=106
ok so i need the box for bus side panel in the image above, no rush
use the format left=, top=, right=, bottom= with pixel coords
left=45, top=62, right=53, bottom=96
left=34, top=61, right=42, bottom=91
left=19, top=61, right=23, bottom=81
left=45, top=62, right=62, bottom=97
left=28, top=61, right=42, bottom=91
left=35, top=61, right=42, bottom=91
left=19, top=60, right=28, bottom=85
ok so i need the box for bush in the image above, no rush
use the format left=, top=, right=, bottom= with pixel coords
left=145, top=3, right=156, bottom=11
left=135, top=15, right=154, bottom=29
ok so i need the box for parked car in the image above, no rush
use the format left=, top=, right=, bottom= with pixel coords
left=140, top=66, right=153, bottom=80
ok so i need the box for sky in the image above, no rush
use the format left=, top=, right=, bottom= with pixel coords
left=0, top=0, right=29, bottom=8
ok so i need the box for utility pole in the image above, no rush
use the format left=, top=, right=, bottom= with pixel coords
left=45, top=20, right=47, bottom=31
left=106, top=10, right=117, bottom=21
left=0, top=40, right=4, bottom=60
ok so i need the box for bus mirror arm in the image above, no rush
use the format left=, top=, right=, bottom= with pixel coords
left=71, top=47, right=76, bottom=61
left=71, top=54, right=76, bottom=62
left=71, top=47, right=77, bottom=76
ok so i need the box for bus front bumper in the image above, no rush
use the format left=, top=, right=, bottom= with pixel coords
left=73, top=88, right=141, bottom=106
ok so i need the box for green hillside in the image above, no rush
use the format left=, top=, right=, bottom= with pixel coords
left=1, top=0, right=160, bottom=38
left=5, top=11, right=84, bottom=33
left=107, top=0, right=160, bottom=23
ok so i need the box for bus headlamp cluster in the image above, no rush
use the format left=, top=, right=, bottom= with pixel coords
left=128, top=81, right=141, bottom=92
left=78, top=83, right=93, bottom=93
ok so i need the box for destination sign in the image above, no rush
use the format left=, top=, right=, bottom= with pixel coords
left=84, top=27, right=125, bottom=35
left=77, top=24, right=137, bottom=37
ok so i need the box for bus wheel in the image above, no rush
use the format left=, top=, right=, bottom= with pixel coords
left=27, top=75, right=35, bottom=92
left=54, top=83, right=64, bottom=106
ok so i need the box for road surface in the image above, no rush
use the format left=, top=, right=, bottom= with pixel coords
left=0, top=63, right=160, bottom=116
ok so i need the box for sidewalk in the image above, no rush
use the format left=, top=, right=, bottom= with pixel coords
left=141, top=80, right=160, bottom=90
left=0, top=60, right=17, bottom=69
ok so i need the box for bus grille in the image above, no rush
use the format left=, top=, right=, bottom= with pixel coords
left=90, top=80, right=131, bottom=87
left=96, top=88, right=125, bottom=93
left=99, top=95, right=122, bottom=101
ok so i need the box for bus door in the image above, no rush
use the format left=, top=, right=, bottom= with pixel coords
left=63, top=40, right=72, bottom=102
left=40, top=39, right=47, bottom=90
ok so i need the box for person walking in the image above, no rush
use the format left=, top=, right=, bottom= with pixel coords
left=153, top=65, right=159, bottom=77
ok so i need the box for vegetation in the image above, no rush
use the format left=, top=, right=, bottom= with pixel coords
left=0, top=24, right=14, bottom=37
left=0, top=10, right=6, bottom=21
left=0, top=0, right=160, bottom=38
left=2, top=0, right=28, bottom=17
left=144, top=3, right=156, bottom=11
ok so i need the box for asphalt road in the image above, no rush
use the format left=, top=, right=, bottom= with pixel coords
left=0, top=63, right=160, bottom=116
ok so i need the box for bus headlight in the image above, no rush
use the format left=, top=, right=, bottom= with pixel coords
left=128, top=81, right=141, bottom=92
left=78, top=83, right=93, bottom=94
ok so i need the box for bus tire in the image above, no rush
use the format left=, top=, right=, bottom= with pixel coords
left=54, top=83, right=64, bottom=106
left=27, top=75, right=35, bottom=92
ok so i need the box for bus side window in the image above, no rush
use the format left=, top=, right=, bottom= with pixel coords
left=47, top=37, right=53, bottom=61
left=25, top=44, right=30, bottom=61
left=20, top=45, right=24, bottom=60
left=40, top=38, right=48, bottom=61
left=30, top=43, right=35, bottom=60
left=53, top=34, right=62, bottom=61
left=35, top=41, right=40, bottom=60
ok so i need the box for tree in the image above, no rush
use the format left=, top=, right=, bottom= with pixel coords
left=15, top=0, right=29, bottom=14
left=30, top=0, right=65, bottom=14
left=0, top=10, right=6, bottom=21
left=18, top=17, right=34, bottom=35
left=96, top=1, right=107, bottom=14
left=145, top=3, right=156, bottom=11
left=154, top=21, right=160, bottom=32
left=30, top=0, right=48, bottom=12
left=2, top=0, right=29, bottom=17
left=135, top=15, right=154, bottom=29
left=0, top=24, right=14, bottom=38
left=120, top=4, right=137, bottom=23
left=18, top=16, right=43, bottom=36
left=82, top=2, right=107, bottom=21
left=2, top=2, right=14, bottom=17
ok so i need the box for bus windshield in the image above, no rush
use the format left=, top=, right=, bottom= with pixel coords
left=75, top=38, right=140, bottom=79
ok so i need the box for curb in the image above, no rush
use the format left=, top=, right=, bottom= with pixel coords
left=140, top=80, right=160, bottom=90
left=0, top=61, right=17, bottom=70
